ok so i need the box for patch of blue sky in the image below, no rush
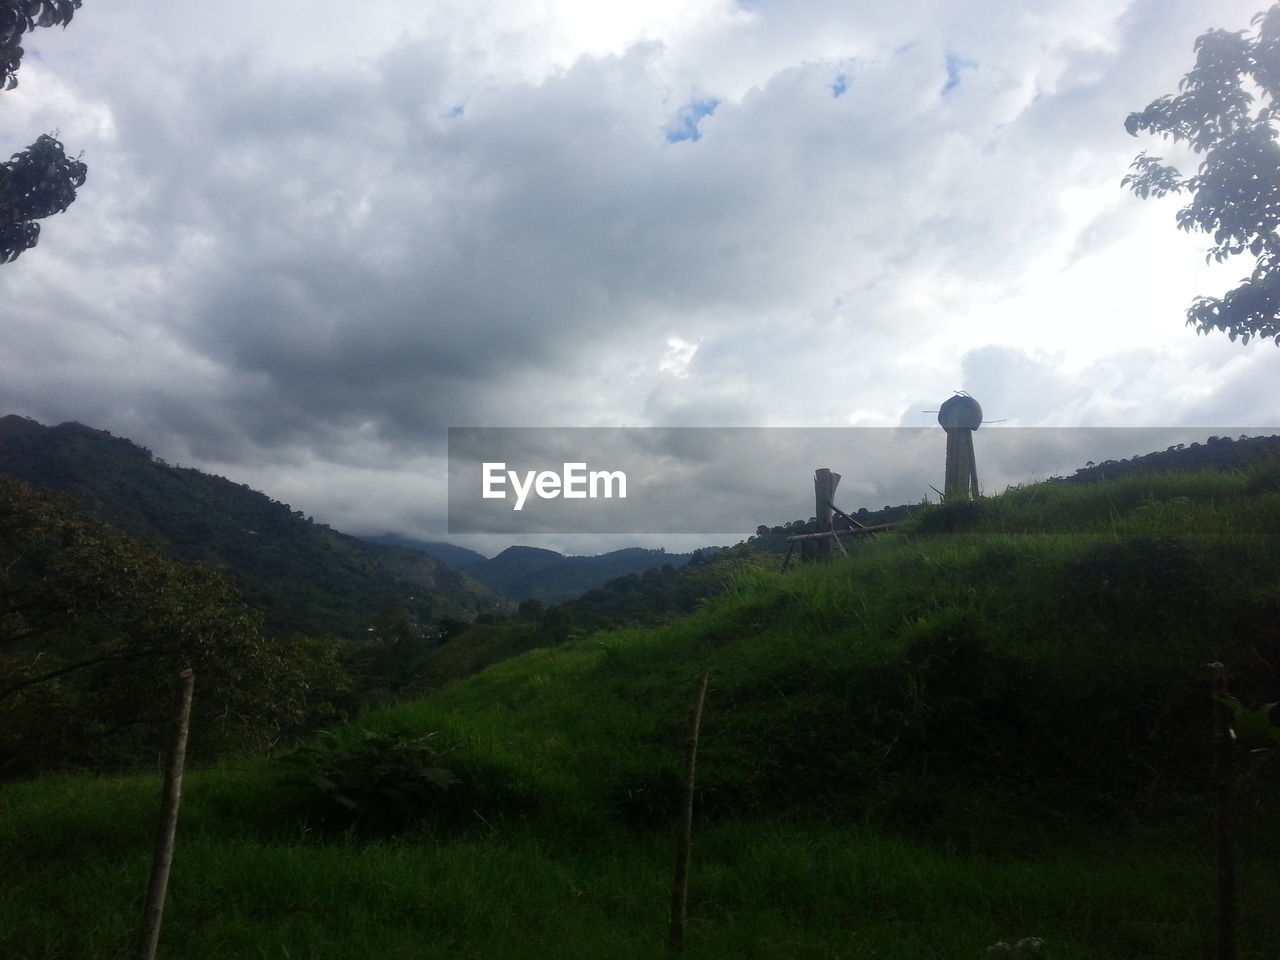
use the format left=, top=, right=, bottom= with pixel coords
left=665, top=98, right=720, bottom=143
left=830, top=58, right=859, bottom=98
left=943, top=53, right=977, bottom=95
left=441, top=104, right=465, bottom=120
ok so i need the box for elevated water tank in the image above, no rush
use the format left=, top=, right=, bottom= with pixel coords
left=938, top=393, right=983, bottom=431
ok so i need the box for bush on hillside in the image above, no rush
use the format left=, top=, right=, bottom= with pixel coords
left=280, top=728, right=458, bottom=836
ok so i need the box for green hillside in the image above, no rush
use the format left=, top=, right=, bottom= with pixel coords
left=379, top=464, right=1280, bottom=828
left=3, top=463, right=1279, bottom=958
left=0, top=416, right=498, bottom=638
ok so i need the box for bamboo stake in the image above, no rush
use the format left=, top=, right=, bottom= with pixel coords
left=668, top=673, right=709, bottom=953
left=1206, top=662, right=1236, bottom=960
left=137, top=668, right=195, bottom=960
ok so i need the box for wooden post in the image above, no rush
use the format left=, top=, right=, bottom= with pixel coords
left=813, top=469, right=841, bottom=561
left=137, top=668, right=195, bottom=960
left=668, top=673, right=709, bottom=953
left=1207, top=662, right=1236, bottom=960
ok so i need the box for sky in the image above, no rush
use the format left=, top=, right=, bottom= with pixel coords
left=2, top=0, right=1278, bottom=556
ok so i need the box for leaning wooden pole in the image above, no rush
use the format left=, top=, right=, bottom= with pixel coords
left=137, top=668, right=195, bottom=960
left=668, top=672, right=710, bottom=953
left=1206, top=662, right=1236, bottom=960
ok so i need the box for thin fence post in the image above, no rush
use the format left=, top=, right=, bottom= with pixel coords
left=668, top=672, right=709, bottom=953
left=137, top=668, right=195, bottom=960
left=1206, top=662, right=1236, bottom=960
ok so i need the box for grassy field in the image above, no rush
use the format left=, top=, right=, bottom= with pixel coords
left=4, top=465, right=1280, bottom=958
left=5, top=798, right=1277, bottom=959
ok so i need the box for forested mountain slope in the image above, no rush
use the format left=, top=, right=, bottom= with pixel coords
left=0, top=416, right=497, bottom=638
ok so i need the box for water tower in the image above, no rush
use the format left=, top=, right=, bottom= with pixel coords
left=938, top=393, right=982, bottom=500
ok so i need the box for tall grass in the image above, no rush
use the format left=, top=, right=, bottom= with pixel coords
left=5, top=806, right=1278, bottom=958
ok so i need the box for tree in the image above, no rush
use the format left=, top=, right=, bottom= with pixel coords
left=0, top=475, right=339, bottom=778
left=1, top=0, right=87, bottom=264
left=1123, top=5, right=1280, bottom=344
left=2, top=0, right=81, bottom=90
left=536, top=606, right=573, bottom=643
left=348, top=606, right=431, bottom=697
left=1, top=133, right=87, bottom=262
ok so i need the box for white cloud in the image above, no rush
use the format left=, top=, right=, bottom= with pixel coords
left=1, top=0, right=1275, bottom=551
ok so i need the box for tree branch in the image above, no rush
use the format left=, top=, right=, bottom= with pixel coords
left=0, top=646, right=179, bottom=703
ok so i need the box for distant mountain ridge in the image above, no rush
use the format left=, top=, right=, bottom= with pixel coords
left=0, top=415, right=498, bottom=639
left=361, top=534, right=700, bottom=605
left=467, top=544, right=697, bottom=605
left=362, top=533, right=489, bottom=571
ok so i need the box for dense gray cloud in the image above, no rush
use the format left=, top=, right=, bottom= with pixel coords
left=1, top=0, right=1276, bottom=553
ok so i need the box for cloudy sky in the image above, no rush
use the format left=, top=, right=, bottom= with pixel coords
left=2, top=0, right=1277, bottom=555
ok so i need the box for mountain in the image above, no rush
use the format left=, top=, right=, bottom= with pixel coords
left=360, top=533, right=489, bottom=570
left=0, top=416, right=498, bottom=639
left=363, top=538, right=703, bottom=604
left=464, top=544, right=697, bottom=604
left=362, top=534, right=707, bottom=605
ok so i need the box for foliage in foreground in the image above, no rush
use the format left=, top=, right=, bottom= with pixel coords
left=0, top=0, right=88, bottom=263
left=279, top=728, right=458, bottom=836
left=0, top=475, right=342, bottom=779
left=1125, top=3, right=1280, bottom=343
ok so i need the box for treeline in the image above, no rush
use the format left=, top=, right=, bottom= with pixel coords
left=557, top=550, right=730, bottom=631
left=1049, top=433, right=1280, bottom=485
